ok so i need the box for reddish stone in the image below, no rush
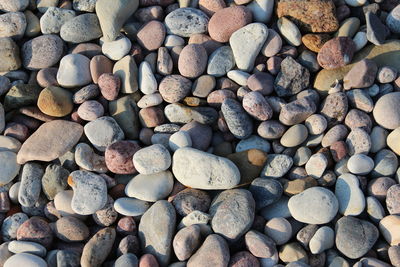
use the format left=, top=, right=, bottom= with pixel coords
left=105, top=141, right=141, bottom=174
left=109, top=184, right=126, bottom=199
left=139, top=254, right=160, bottom=267
left=98, top=73, right=121, bottom=101
left=36, top=67, right=59, bottom=87
left=330, top=141, right=348, bottom=162
left=4, top=122, right=29, bottom=142
left=139, top=107, right=165, bottom=128
left=17, top=217, right=53, bottom=248
left=199, top=0, right=226, bottom=17
left=136, top=20, right=166, bottom=51
left=229, top=251, right=260, bottom=267
left=317, top=37, right=356, bottom=70
left=117, top=216, right=137, bottom=235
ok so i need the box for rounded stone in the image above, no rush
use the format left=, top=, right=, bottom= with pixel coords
left=4, top=253, right=47, bottom=267
left=115, top=253, right=139, bottom=267
left=221, top=98, right=253, bottom=140
left=105, top=141, right=140, bottom=174
left=114, top=197, right=150, bottom=217
left=159, top=75, right=192, bottom=103
left=229, top=251, right=260, bottom=267
left=54, top=216, right=89, bottom=242
left=132, top=144, right=171, bottom=175
left=280, top=124, right=308, bottom=148
left=309, top=226, right=334, bottom=254
left=317, top=37, right=356, bottom=70
left=77, top=100, right=104, bottom=121
left=173, top=225, right=201, bottom=261
left=0, top=151, right=20, bottom=186
left=101, top=35, right=131, bottom=61
left=249, top=178, right=283, bottom=210
left=164, top=7, right=208, bottom=37
left=81, top=227, right=116, bottom=267
left=169, top=131, right=192, bottom=152
left=1, top=213, right=28, bottom=241
left=335, top=173, right=366, bottom=216
left=40, top=7, right=76, bottom=34
left=207, top=46, right=235, bottom=78
left=277, top=17, right=301, bottom=46
left=172, top=188, right=210, bottom=216
left=368, top=177, right=396, bottom=201
left=379, top=215, right=400, bottom=246
left=305, top=114, right=327, bottom=135
left=37, top=86, right=73, bottom=117
left=60, top=13, right=102, bottom=43
left=242, top=91, right=273, bottom=121
left=264, top=217, right=292, bottom=245
left=178, top=44, right=207, bottom=79
left=57, top=54, right=92, bottom=88
left=373, top=92, right=400, bottom=130
left=17, top=217, right=53, bottom=248
left=84, top=116, right=125, bottom=151
left=288, top=187, right=339, bottom=224
left=347, top=154, right=374, bottom=175
left=257, top=120, right=286, bottom=140
left=137, top=20, right=166, bottom=51
left=387, top=184, right=400, bottom=215
left=387, top=5, right=400, bottom=34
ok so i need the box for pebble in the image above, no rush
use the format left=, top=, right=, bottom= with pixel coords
left=353, top=31, right=368, bottom=51
left=8, top=240, right=46, bottom=256
left=101, top=35, right=132, bottom=60
left=133, top=144, right=171, bottom=174
left=17, top=217, right=53, bottom=248
left=37, top=86, right=73, bottom=117
left=336, top=17, right=360, bottom=38
left=264, top=217, right=292, bottom=245
left=198, top=0, right=225, bottom=16
left=173, top=225, right=201, bottom=261
left=90, top=55, right=112, bottom=84
left=277, top=17, right=301, bottom=46
left=1, top=212, right=28, bottom=241
left=288, top=187, right=338, bottom=224
left=40, top=7, right=76, bottom=34
left=207, top=46, right=235, bottom=77
left=84, top=116, right=124, bottom=151
left=261, top=154, right=293, bottom=179
left=159, top=75, right=191, bottom=103
left=136, top=20, right=166, bottom=51
left=68, top=170, right=108, bottom=215
left=0, top=151, right=20, bottom=185
left=57, top=250, right=80, bottom=267
left=374, top=92, right=400, bottom=130
left=172, top=147, right=240, bottom=189
left=227, top=70, right=250, bottom=86
left=77, top=100, right=104, bottom=121
left=387, top=185, right=400, bottom=215
left=343, top=59, right=377, bottom=90
left=16, top=120, right=83, bottom=164
left=245, top=230, right=276, bottom=258
left=274, top=56, right=310, bottom=97
left=280, top=124, right=308, bottom=148
left=366, top=196, right=385, bottom=223
left=115, top=253, right=139, bottom=267
left=187, top=234, right=230, bottom=267
left=278, top=242, right=308, bottom=264
left=242, top=91, right=273, bottom=121
left=208, top=6, right=252, bottom=43
left=139, top=200, right=176, bottom=266
left=4, top=253, right=47, bottom=267
left=280, top=97, right=316, bottom=126
left=379, top=215, right=400, bottom=246
left=57, top=54, right=92, bottom=88
left=368, top=177, right=396, bottom=201
left=164, top=7, right=208, bottom=37
left=60, top=13, right=102, bottom=43
left=139, top=254, right=159, bottom=267
left=248, top=0, right=274, bottom=23
left=81, top=227, right=116, bottom=267
left=317, top=37, right=356, bottom=70
left=371, top=149, right=398, bottom=177
left=54, top=216, right=89, bottom=242
left=0, top=0, right=29, bottom=12
left=0, top=39, right=20, bottom=71
left=335, top=173, right=366, bottom=216
left=0, top=12, right=26, bottom=40
left=346, top=88, right=374, bottom=113
left=346, top=127, right=371, bottom=155
left=366, top=12, right=389, bottom=46
left=230, top=23, right=268, bottom=72
left=113, top=55, right=139, bottom=94
left=169, top=131, right=192, bottom=151
left=221, top=98, right=253, bottom=139
left=309, top=226, right=334, bottom=254
left=386, top=5, right=400, bottom=34
left=247, top=72, right=274, bottom=96
left=113, top=197, right=150, bottom=217
left=335, top=216, right=379, bottom=259
left=125, top=171, right=174, bottom=202
left=75, top=143, right=108, bottom=173
left=178, top=44, right=208, bottom=78
left=347, top=154, right=374, bottom=175
left=105, top=140, right=140, bottom=174
left=54, top=190, right=83, bottom=218
left=21, top=34, right=63, bottom=70
left=18, top=162, right=43, bottom=207
left=139, top=61, right=157, bottom=95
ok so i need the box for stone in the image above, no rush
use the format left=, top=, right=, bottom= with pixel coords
left=109, top=95, right=140, bottom=139
left=0, top=38, right=19, bottom=71
left=242, top=91, right=273, bottom=121
left=0, top=0, right=29, bottom=12
left=132, top=144, right=171, bottom=174
left=90, top=55, right=113, bottom=84
left=388, top=127, right=400, bottom=155
left=374, top=92, right=400, bottom=130
left=211, top=189, right=255, bottom=242
left=288, top=187, right=338, bottom=224
left=68, top=170, right=107, bottom=215
left=164, top=7, right=208, bottom=37
left=101, top=35, right=131, bottom=61
left=0, top=151, right=20, bottom=186
left=247, top=72, right=274, bottom=96
left=343, top=59, right=377, bottom=90
left=17, top=120, right=83, bottom=164
left=169, top=131, right=192, bottom=151
left=379, top=215, right=400, bottom=246
left=346, top=127, right=371, bottom=155
left=261, top=154, right=293, bottom=179
left=317, top=37, right=356, bottom=70
left=157, top=47, right=173, bottom=76
left=274, top=56, right=310, bottom=97
left=0, top=135, right=21, bottom=152
left=137, top=20, right=166, bottom=51
left=159, top=75, right=191, bottom=103
left=198, top=0, right=225, bottom=16
left=221, top=98, right=253, bottom=139
left=178, top=44, right=207, bottom=79
left=57, top=250, right=80, bottom=267
left=75, top=143, right=108, bottom=173
left=173, top=225, right=201, bottom=261
left=346, top=88, right=374, bottom=113
left=59, top=13, right=102, bottom=43
left=113, top=55, right=138, bottom=94
left=4, top=253, right=47, bottom=267
left=18, top=163, right=43, bottom=207
left=40, top=7, right=76, bottom=34
left=172, top=147, right=240, bottom=189
left=247, top=0, right=274, bottom=23
left=320, top=92, right=348, bottom=126
left=114, top=197, right=150, bottom=217
left=309, top=226, right=334, bottom=254
left=277, top=17, right=301, bottom=46
left=187, top=234, right=230, bottom=267
left=264, top=217, right=292, bottom=245
left=41, top=164, right=69, bottom=201
left=305, top=153, right=328, bottom=178
left=172, top=188, right=210, bottom=216
left=208, top=6, right=252, bottom=43
left=96, top=0, right=139, bottom=41
left=245, top=230, right=276, bottom=258
left=57, top=54, right=92, bottom=88
left=276, top=0, right=339, bottom=33
left=17, top=217, right=53, bottom=248
left=207, top=46, right=235, bottom=77
left=366, top=11, right=389, bottom=45
left=139, top=200, right=176, bottom=266
left=279, top=242, right=308, bottom=264
left=280, top=124, right=308, bottom=148
left=37, top=86, right=73, bottom=117
left=115, top=254, right=139, bottom=267
left=77, top=100, right=104, bottom=121
left=302, top=33, right=330, bottom=53
left=93, top=196, right=118, bottom=227
left=366, top=196, right=385, bottom=223
left=347, top=154, right=374, bottom=175
left=54, top=190, right=83, bottom=218
left=230, top=23, right=268, bottom=72
left=386, top=5, right=400, bottom=34
left=368, top=177, right=396, bottom=201
left=125, top=171, right=174, bottom=202
left=84, top=116, right=124, bottom=151
left=336, top=17, right=360, bottom=38
left=279, top=97, right=316, bottom=126
left=139, top=61, right=157, bottom=95
left=54, top=216, right=89, bottom=242
left=104, top=140, right=140, bottom=174
left=73, top=0, right=97, bottom=12
left=81, top=227, right=116, bottom=267
left=387, top=185, right=400, bottom=215
left=335, top=173, right=366, bottom=216
left=335, top=216, right=379, bottom=259
left=0, top=12, right=26, bottom=39
left=1, top=213, right=28, bottom=241
left=21, top=34, right=63, bottom=70
left=377, top=66, right=397, bottom=83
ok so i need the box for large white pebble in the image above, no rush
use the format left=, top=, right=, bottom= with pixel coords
left=347, top=154, right=374, bottom=175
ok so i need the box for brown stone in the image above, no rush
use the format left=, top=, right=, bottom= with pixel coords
left=178, top=44, right=208, bottom=79
left=17, top=217, right=53, bottom=248
left=330, top=141, right=348, bottom=162
left=136, top=20, right=166, bottom=51
left=277, top=0, right=339, bottom=33
left=90, top=55, right=113, bottom=84
left=36, top=67, right=59, bottom=88
left=188, top=33, right=222, bottom=55
left=139, top=254, right=159, bottom=267
left=199, top=0, right=226, bottom=17
left=139, top=107, right=165, bottom=128
left=302, top=33, right=331, bottom=53
left=317, top=37, right=356, bottom=70
left=283, top=176, right=318, bottom=196
left=343, top=59, right=378, bottom=90
left=37, top=86, right=74, bottom=117
left=105, top=140, right=141, bottom=174
left=71, top=43, right=102, bottom=58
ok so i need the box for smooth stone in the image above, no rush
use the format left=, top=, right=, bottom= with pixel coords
left=54, top=216, right=89, bottom=242
left=317, top=36, right=355, bottom=70
left=0, top=135, right=20, bottom=151
left=221, top=98, right=253, bottom=139
left=309, top=226, right=334, bottom=254
left=227, top=70, right=250, bottom=86
left=261, top=29, right=282, bottom=57
left=57, top=54, right=92, bottom=88
left=261, top=154, right=292, bottom=179
left=379, top=215, right=400, bottom=246
left=236, top=135, right=270, bottom=153
left=54, top=190, right=85, bottom=219
left=1, top=212, right=28, bottom=241
left=132, top=144, right=171, bottom=175
left=125, top=171, right=174, bottom=202
left=230, top=23, right=268, bottom=72
left=353, top=31, right=368, bottom=51
left=245, top=230, right=276, bottom=258
left=73, top=0, right=97, bottom=12
left=247, top=0, right=274, bottom=23
left=388, top=127, right=400, bottom=155
left=109, top=95, right=140, bottom=139
left=0, top=0, right=29, bottom=12
left=68, top=170, right=107, bottom=215
left=41, top=164, right=69, bottom=200
left=17, top=120, right=83, bottom=164
left=211, top=189, right=255, bottom=242
left=173, top=225, right=201, bottom=261
left=180, top=121, right=212, bottom=151
left=343, top=59, right=377, bottom=90
left=288, top=187, right=339, bottom=224
left=77, top=100, right=104, bottom=121
left=242, top=91, right=273, bottom=121
left=264, top=217, right=292, bottom=246
left=0, top=151, right=20, bottom=185
left=305, top=153, right=328, bottom=178
left=187, top=234, right=229, bottom=267
left=90, top=55, right=112, bottom=84
left=40, top=7, right=76, bottom=34
left=257, top=120, right=286, bottom=140
left=249, top=178, right=283, bottom=210
left=84, top=116, right=124, bottom=151
left=60, top=13, right=102, bottom=43
left=277, top=17, right=301, bottom=46
left=137, top=20, right=166, bottom=51
left=21, top=34, right=63, bottom=70
left=159, top=75, right=192, bottom=103
left=139, top=61, right=157, bottom=95
left=16, top=217, right=53, bottom=248
left=336, top=17, right=360, bottom=38
left=137, top=94, right=163, bottom=108
left=4, top=253, right=47, bottom=267
left=278, top=242, right=308, bottom=264
left=114, top=197, right=150, bottom=216
left=115, top=253, right=139, bottom=267
left=3, top=84, right=40, bottom=111
left=57, top=250, right=80, bottom=267
left=18, top=163, right=43, bottom=207
left=304, top=114, right=327, bottom=135
left=260, top=195, right=290, bottom=220
left=386, top=5, right=400, bottom=34
left=164, top=7, right=208, bottom=37
left=169, top=131, right=192, bottom=152
left=0, top=242, right=13, bottom=266
left=105, top=140, right=140, bottom=174
left=0, top=37, right=21, bottom=72
left=374, top=92, right=400, bottom=130
left=38, top=86, right=73, bottom=117
left=72, top=84, right=99, bottom=104
left=346, top=127, right=371, bottom=155
left=366, top=196, right=385, bottom=223
left=280, top=124, right=308, bottom=148
left=96, top=0, right=139, bottom=41
left=101, top=35, right=131, bottom=61
left=75, top=143, right=108, bottom=173
left=347, top=154, right=374, bottom=175
left=346, top=88, right=374, bottom=113
left=247, top=72, right=274, bottom=95
left=366, top=11, right=389, bottom=46
left=139, top=200, right=176, bottom=266
left=207, top=46, right=235, bottom=77
left=335, top=216, right=379, bottom=259
left=113, top=55, right=139, bottom=93
left=335, top=173, right=366, bottom=216
left=178, top=44, right=207, bottom=79
left=172, top=147, right=240, bottom=190
left=8, top=240, right=46, bottom=256
left=81, top=227, right=116, bottom=267
left=0, top=12, right=26, bottom=39
left=387, top=185, right=400, bottom=215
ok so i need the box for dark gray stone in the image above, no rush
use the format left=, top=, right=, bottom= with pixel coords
left=221, top=98, right=253, bottom=139
left=249, top=178, right=283, bottom=210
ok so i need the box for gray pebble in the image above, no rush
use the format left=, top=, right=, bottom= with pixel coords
left=165, top=8, right=208, bottom=37
left=1, top=212, right=28, bottom=241
left=114, top=253, right=139, bottom=267
left=261, top=154, right=293, bottom=179
left=18, top=162, right=44, bottom=207
left=207, top=46, right=235, bottom=77
left=60, top=13, right=102, bottom=43
left=221, top=98, right=253, bottom=139
left=8, top=240, right=47, bottom=257
left=40, top=7, right=76, bottom=34
left=249, top=178, right=283, bottom=210
left=371, top=149, right=398, bottom=178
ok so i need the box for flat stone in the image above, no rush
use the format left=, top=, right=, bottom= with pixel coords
left=8, top=240, right=46, bottom=257
left=81, top=227, right=116, bottom=267
left=132, top=144, right=171, bottom=174
left=335, top=173, right=366, bottom=216
left=18, top=163, right=43, bottom=207
left=335, top=216, right=379, bottom=259
left=113, top=197, right=150, bottom=217
left=207, top=46, right=235, bottom=77
left=277, top=17, right=301, bottom=46
left=343, top=59, right=377, bottom=90
left=17, top=120, right=83, bottom=164
left=139, top=200, right=176, bottom=266
left=165, top=7, right=208, bottom=37
left=0, top=151, right=20, bottom=186
left=288, top=187, right=339, bottom=224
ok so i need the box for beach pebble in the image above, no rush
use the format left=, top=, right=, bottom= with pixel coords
left=386, top=5, right=400, bottom=34
left=280, top=97, right=316, bottom=126
left=133, top=144, right=171, bottom=174
left=261, top=154, right=293, bottom=179
left=137, top=20, right=166, bottom=51
left=114, top=197, right=150, bottom=217
left=280, top=124, right=308, bottom=148
left=40, top=7, right=76, bottom=34
left=60, top=13, right=102, bottom=43
left=113, top=55, right=139, bottom=94
left=346, top=127, right=371, bottom=155
left=387, top=184, right=400, bottom=215
left=379, top=215, right=400, bottom=246
left=317, top=37, right=356, bottom=70
left=305, top=153, right=328, bottom=178
left=264, top=217, right=292, bottom=245
left=207, top=46, right=235, bottom=77
left=0, top=151, right=20, bottom=186
left=105, top=140, right=140, bottom=174
left=221, top=98, right=253, bottom=139
left=101, top=35, right=132, bottom=60
left=139, top=61, right=157, bottom=95
left=57, top=54, right=92, bottom=88
left=249, top=178, right=283, bottom=210
left=245, top=230, right=276, bottom=258
left=37, top=86, right=73, bottom=117
left=18, top=162, right=43, bottom=207
left=277, top=17, right=301, bottom=46
left=187, top=234, right=230, bottom=267
left=1, top=212, right=28, bottom=241
left=169, top=131, right=192, bottom=151
left=347, top=154, right=374, bottom=175
left=4, top=253, right=47, bottom=267
left=77, top=100, right=104, bottom=121
left=242, top=91, right=273, bottom=121
left=335, top=173, right=366, bottom=216
left=374, top=92, right=400, bottom=130
left=84, top=116, right=125, bottom=151
left=115, top=253, right=139, bottom=267
left=0, top=12, right=27, bottom=40
left=178, top=44, right=207, bottom=79
left=54, top=216, right=89, bottom=242
left=173, top=225, right=201, bottom=261
left=75, top=143, right=108, bottom=173
left=159, top=75, right=192, bottom=103
left=17, top=217, right=53, bottom=248
left=81, top=227, right=116, bottom=267
left=343, top=59, right=377, bottom=90
left=164, top=7, right=208, bottom=37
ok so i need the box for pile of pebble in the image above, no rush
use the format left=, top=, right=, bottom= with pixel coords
left=1, top=0, right=400, bottom=266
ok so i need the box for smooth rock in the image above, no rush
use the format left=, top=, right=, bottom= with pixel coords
left=173, top=225, right=201, bottom=261
left=159, top=75, right=192, bottom=103
left=77, top=100, right=104, bottom=121
left=343, top=59, right=377, bottom=90
left=101, top=35, right=131, bottom=61
left=16, top=217, right=53, bottom=248
left=133, top=144, right=171, bottom=175
left=60, top=13, right=102, bottom=43
left=0, top=0, right=29, bottom=12
left=0, top=12, right=26, bottom=40
left=379, top=215, right=400, bottom=246
left=178, top=44, right=207, bottom=79
left=41, top=164, right=69, bottom=200
left=40, top=7, right=76, bottom=34
left=84, top=116, right=124, bottom=151
left=105, top=140, right=140, bottom=174
left=113, top=55, right=138, bottom=94
left=54, top=216, right=89, bottom=242
left=305, top=153, right=328, bottom=178
left=115, top=253, right=139, bottom=267
left=0, top=151, right=20, bottom=185
left=317, top=37, right=356, bottom=70
left=386, top=5, right=400, bottom=34
left=38, top=86, right=73, bottom=117
left=249, top=178, right=283, bottom=210
left=109, top=95, right=140, bottom=139
left=247, top=0, right=274, bottom=23
left=309, top=226, right=334, bottom=254
left=277, top=17, right=301, bottom=46
left=8, top=240, right=46, bottom=257
left=261, top=154, right=292, bottom=179
left=57, top=54, right=92, bottom=88
left=137, top=20, right=165, bottom=51
left=75, top=143, right=108, bottom=173
left=207, top=46, right=235, bottom=77
left=1, top=212, right=28, bottom=241
left=18, top=163, right=43, bottom=207
left=164, top=7, right=208, bottom=37
left=374, top=92, right=400, bottom=130
left=169, top=131, right=192, bottom=152
left=4, top=253, right=47, bottom=267
left=387, top=184, right=400, bottom=215
left=387, top=127, right=400, bottom=155
left=114, top=197, right=150, bottom=217
left=245, top=230, right=276, bottom=258
left=280, top=124, right=308, bottom=148
left=221, top=98, right=253, bottom=139
left=335, top=173, right=366, bottom=216
left=81, top=227, right=116, bottom=267
left=139, top=61, right=157, bottom=95
left=347, top=154, right=374, bottom=175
